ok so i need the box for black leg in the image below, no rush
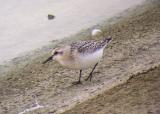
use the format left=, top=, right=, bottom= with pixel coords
left=72, top=70, right=82, bottom=85
left=85, top=62, right=98, bottom=81
left=78, top=70, right=82, bottom=82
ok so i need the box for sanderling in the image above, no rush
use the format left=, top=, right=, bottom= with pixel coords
left=43, top=36, right=112, bottom=85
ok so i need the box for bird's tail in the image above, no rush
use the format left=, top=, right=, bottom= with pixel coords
left=103, top=36, right=112, bottom=44
left=100, top=36, right=112, bottom=48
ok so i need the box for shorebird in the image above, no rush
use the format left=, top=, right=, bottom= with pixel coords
left=43, top=36, right=112, bottom=85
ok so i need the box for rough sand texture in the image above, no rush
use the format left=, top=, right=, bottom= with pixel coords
left=63, top=66, right=160, bottom=114
left=0, top=0, right=160, bottom=114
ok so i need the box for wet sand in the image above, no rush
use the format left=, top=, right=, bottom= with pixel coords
left=0, top=0, right=160, bottom=114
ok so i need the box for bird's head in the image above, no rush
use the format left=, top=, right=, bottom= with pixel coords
left=43, top=48, right=64, bottom=64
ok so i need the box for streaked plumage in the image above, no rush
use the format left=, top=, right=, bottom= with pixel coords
left=43, top=36, right=112, bottom=84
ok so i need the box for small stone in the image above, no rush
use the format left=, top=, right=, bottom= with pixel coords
left=48, top=14, right=55, bottom=20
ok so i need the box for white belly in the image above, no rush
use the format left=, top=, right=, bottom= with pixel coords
left=76, top=49, right=103, bottom=69
left=58, top=49, right=104, bottom=70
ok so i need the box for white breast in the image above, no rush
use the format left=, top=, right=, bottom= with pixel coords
left=77, top=49, right=104, bottom=69
left=57, top=49, right=104, bottom=70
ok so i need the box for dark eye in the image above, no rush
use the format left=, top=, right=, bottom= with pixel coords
left=54, top=51, right=58, bottom=55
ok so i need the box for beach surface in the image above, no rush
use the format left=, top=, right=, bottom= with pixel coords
left=0, top=0, right=160, bottom=114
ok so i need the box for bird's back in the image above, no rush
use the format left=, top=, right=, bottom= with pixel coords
left=70, top=36, right=112, bottom=55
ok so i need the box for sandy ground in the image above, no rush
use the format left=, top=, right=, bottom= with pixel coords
left=0, top=0, right=160, bottom=114
left=63, top=66, right=160, bottom=114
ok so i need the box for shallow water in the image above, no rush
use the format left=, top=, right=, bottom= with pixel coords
left=0, top=0, right=145, bottom=64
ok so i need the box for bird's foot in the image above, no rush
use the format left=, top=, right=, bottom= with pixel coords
left=72, top=81, right=82, bottom=85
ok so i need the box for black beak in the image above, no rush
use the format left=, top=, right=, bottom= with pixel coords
left=43, top=56, right=53, bottom=64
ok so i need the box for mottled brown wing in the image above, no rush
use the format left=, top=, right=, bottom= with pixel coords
left=70, top=37, right=112, bottom=55
left=70, top=40, right=105, bottom=54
